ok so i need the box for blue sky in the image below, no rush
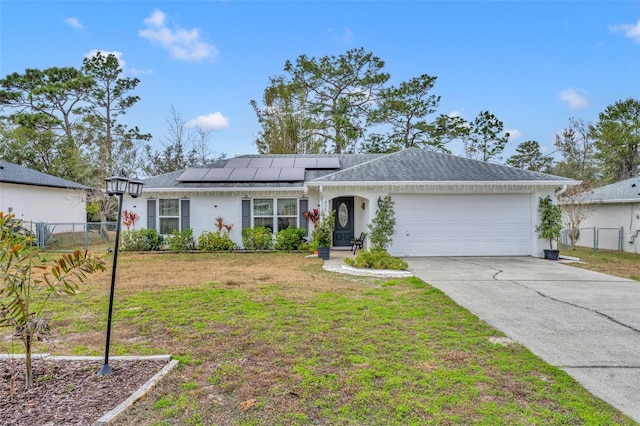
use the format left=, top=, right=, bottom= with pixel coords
left=1, top=1, right=639, bottom=161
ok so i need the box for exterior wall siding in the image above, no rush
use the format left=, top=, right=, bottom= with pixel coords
left=0, top=182, right=87, bottom=224
left=123, top=191, right=322, bottom=248
left=574, top=202, right=640, bottom=253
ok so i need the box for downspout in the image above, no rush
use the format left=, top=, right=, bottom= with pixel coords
left=555, top=184, right=568, bottom=198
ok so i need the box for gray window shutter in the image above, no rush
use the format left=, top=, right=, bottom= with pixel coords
left=242, top=199, right=251, bottom=229
left=147, top=199, right=156, bottom=230
left=299, top=198, right=309, bottom=235
left=181, top=199, right=190, bottom=230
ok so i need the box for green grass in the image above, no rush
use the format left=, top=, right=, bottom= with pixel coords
left=5, top=252, right=634, bottom=425
left=561, top=246, right=640, bottom=280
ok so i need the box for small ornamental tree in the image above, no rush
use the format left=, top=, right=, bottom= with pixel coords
left=558, top=181, right=600, bottom=249
left=369, top=195, right=396, bottom=251
left=0, top=212, right=105, bottom=389
left=315, top=211, right=335, bottom=248
left=535, top=196, right=563, bottom=250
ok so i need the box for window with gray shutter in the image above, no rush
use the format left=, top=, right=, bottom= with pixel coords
left=180, top=199, right=190, bottom=230
left=242, top=199, right=251, bottom=229
left=147, top=199, right=156, bottom=230
left=299, top=199, right=309, bottom=235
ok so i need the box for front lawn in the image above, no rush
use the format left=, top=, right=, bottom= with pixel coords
left=3, top=252, right=634, bottom=425
left=561, top=246, right=640, bottom=280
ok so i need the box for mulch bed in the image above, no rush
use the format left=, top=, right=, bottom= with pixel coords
left=0, top=358, right=169, bottom=425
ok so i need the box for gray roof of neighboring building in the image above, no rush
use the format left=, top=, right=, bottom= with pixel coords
left=141, top=148, right=573, bottom=190
left=580, top=177, right=640, bottom=202
left=0, top=160, right=90, bottom=190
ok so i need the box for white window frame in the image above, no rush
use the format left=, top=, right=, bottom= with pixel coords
left=252, top=198, right=298, bottom=232
left=158, top=198, right=180, bottom=235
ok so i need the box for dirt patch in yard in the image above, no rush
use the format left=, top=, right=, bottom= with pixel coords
left=0, top=358, right=168, bottom=425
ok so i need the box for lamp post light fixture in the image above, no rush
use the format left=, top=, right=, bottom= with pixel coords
left=98, top=172, right=144, bottom=377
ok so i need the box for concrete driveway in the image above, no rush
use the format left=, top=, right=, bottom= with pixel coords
left=406, top=257, right=640, bottom=423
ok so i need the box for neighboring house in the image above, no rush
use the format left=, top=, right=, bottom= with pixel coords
left=0, top=160, right=90, bottom=225
left=122, top=148, right=575, bottom=257
left=564, top=177, right=640, bottom=253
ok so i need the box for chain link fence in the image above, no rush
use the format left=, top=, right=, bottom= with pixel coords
left=561, top=226, right=624, bottom=252
left=22, top=221, right=118, bottom=252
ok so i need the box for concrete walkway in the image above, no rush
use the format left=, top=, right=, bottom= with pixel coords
left=405, top=257, right=640, bottom=423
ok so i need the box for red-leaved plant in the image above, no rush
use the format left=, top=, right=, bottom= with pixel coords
left=122, top=210, right=139, bottom=230
left=303, top=208, right=321, bottom=229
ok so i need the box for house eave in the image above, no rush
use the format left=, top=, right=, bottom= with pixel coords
left=305, top=180, right=577, bottom=191
left=141, top=186, right=308, bottom=197
left=574, top=198, right=640, bottom=205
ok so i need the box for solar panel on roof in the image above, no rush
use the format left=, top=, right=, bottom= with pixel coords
left=224, top=158, right=252, bottom=168
left=228, top=168, right=258, bottom=181
left=294, top=158, right=317, bottom=168
left=254, top=168, right=282, bottom=181
left=316, top=158, right=340, bottom=169
left=278, top=168, right=305, bottom=181
left=248, top=158, right=274, bottom=168
left=271, top=158, right=296, bottom=168
left=202, top=168, right=233, bottom=181
left=177, top=168, right=209, bottom=181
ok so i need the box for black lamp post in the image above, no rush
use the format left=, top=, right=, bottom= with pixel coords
left=98, top=173, right=144, bottom=376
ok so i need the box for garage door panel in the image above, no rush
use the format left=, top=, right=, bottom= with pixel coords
left=391, top=194, right=532, bottom=257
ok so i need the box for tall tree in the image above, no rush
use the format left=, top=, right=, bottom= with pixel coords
left=143, top=106, right=224, bottom=176
left=366, top=74, right=439, bottom=151
left=79, top=52, right=150, bottom=178
left=283, top=47, right=390, bottom=153
left=365, top=74, right=468, bottom=153
left=506, top=140, right=553, bottom=172
left=250, top=76, right=320, bottom=154
left=463, top=111, right=510, bottom=162
left=591, top=98, right=640, bottom=183
left=552, top=117, right=597, bottom=181
left=0, top=67, right=93, bottom=183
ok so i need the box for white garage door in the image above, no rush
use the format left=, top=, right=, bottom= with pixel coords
left=390, top=194, right=532, bottom=257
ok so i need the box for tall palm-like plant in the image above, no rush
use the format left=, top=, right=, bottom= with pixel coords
left=0, top=212, right=105, bottom=389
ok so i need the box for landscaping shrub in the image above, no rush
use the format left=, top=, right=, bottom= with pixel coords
left=274, top=227, right=307, bottom=251
left=165, top=228, right=195, bottom=251
left=198, top=230, right=236, bottom=251
left=369, top=195, right=396, bottom=250
left=120, top=228, right=164, bottom=251
left=241, top=227, right=273, bottom=250
left=344, top=249, right=408, bottom=270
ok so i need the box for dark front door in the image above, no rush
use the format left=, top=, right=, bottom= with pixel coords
left=333, top=197, right=354, bottom=247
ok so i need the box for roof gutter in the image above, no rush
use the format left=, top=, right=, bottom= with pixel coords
left=141, top=187, right=307, bottom=196
left=305, top=180, right=578, bottom=188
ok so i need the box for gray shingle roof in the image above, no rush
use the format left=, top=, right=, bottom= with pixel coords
left=311, top=148, right=573, bottom=182
left=141, top=148, right=573, bottom=190
left=579, top=177, right=640, bottom=202
left=0, top=160, right=90, bottom=190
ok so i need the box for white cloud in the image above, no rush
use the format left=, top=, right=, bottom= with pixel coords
left=65, top=17, right=83, bottom=30
left=559, top=89, right=589, bottom=110
left=609, top=20, right=640, bottom=43
left=138, top=9, right=218, bottom=61
left=186, top=112, right=229, bottom=131
left=328, top=26, right=353, bottom=44
left=505, top=128, right=522, bottom=141
left=130, top=68, right=154, bottom=76
left=84, top=49, right=126, bottom=70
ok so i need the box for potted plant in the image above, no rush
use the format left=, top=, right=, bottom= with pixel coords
left=535, top=196, right=563, bottom=260
left=315, top=211, right=335, bottom=260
